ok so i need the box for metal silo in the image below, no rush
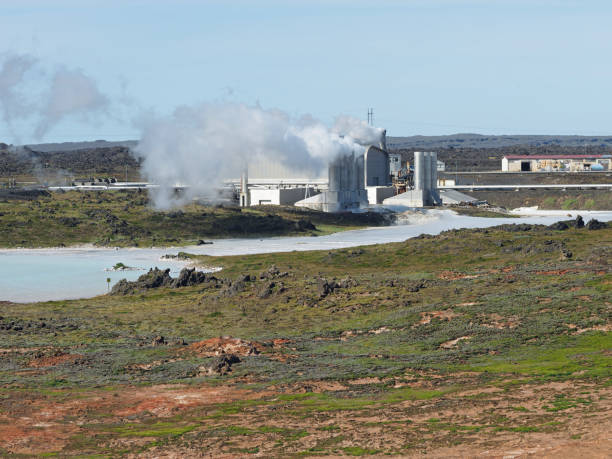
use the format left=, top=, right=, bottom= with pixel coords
left=414, top=151, right=425, bottom=190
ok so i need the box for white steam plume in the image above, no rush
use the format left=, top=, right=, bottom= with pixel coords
left=333, top=115, right=385, bottom=146
left=0, top=54, right=37, bottom=141
left=34, top=67, right=109, bottom=140
left=0, top=53, right=109, bottom=142
left=135, top=103, right=384, bottom=209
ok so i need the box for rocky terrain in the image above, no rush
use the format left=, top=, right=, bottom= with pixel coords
left=0, top=190, right=390, bottom=247
left=0, top=219, right=610, bottom=457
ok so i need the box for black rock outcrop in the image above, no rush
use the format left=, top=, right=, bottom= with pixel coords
left=111, top=267, right=218, bottom=295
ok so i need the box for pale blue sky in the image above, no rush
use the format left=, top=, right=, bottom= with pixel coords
left=1, top=0, right=611, bottom=143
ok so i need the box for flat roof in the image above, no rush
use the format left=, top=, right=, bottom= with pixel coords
left=504, top=155, right=609, bottom=160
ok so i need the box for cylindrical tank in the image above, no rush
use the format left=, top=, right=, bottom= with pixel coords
left=414, top=151, right=424, bottom=190
left=423, top=152, right=432, bottom=191
left=430, top=152, right=438, bottom=190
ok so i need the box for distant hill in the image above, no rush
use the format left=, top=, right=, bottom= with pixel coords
left=24, top=139, right=138, bottom=153
left=388, top=134, right=612, bottom=149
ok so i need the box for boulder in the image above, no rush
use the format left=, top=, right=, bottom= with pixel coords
left=586, top=219, right=607, bottom=230
left=200, top=354, right=241, bottom=375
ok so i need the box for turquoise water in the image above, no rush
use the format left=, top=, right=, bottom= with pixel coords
left=1, top=209, right=611, bottom=302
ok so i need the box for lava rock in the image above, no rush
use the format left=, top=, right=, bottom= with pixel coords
left=586, top=219, right=607, bottom=230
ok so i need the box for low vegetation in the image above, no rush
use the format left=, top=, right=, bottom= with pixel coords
left=0, top=219, right=610, bottom=456
left=471, top=189, right=612, bottom=210
left=0, top=190, right=390, bottom=247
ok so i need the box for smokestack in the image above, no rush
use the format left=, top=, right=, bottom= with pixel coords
left=239, top=166, right=249, bottom=207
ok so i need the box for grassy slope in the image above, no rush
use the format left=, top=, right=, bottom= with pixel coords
left=0, top=190, right=388, bottom=247
left=0, top=222, right=610, bottom=456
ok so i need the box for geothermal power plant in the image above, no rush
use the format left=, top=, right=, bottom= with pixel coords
left=234, top=130, right=444, bottom=212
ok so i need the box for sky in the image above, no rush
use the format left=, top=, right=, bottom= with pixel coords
left=1, top=0, right=612, bottom=143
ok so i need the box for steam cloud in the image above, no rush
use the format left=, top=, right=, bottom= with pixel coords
left=0, top=53, right=109, bottom=142
left=1, top=53, right=386, bottom=209
left=0, top=54, right=37, bottom=140
left=135, top=102, right=385, bottom=209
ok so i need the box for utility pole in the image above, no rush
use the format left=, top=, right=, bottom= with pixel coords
left=367, top=108, right=374, bottom=126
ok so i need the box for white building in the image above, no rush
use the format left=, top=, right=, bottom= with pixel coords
left=502, top=154, right=611, bottom=172
left=248, top=186, right=317, bottom=206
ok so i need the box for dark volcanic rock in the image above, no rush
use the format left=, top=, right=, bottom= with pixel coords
left=258, top=282, right=275, bottom=299
left=221, top=280, right=246, bottom=297
left=111, top=267, right=219, bottom=295
left=110, top=267, right=173, bottom=295
left=203, top=354, right=241, bottom=375
left=295, top=219, right=316, bottom=231
left=318, top=278, right=339, bottom=298
left=586, top=219, right=607, bottom=230
left=172, top=268, right=216, bottom=288
left=548, top=216, right=585, bottom=231
left=260, top=265, right=288, bottom=280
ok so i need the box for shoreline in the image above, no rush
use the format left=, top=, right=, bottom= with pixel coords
left=1, top=207, right=610, bottom=253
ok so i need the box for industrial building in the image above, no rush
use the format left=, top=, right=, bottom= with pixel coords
left=234, top=131, right=447, bottom=212
left=249, top=186, right=318, bottom=206
left=295, top=152, right=368, bottom=212
left=501, top=154, right=611, bottom=172
left=383, top=151, right=441, bottom=207
left=364, top=145, right=395, bottom=204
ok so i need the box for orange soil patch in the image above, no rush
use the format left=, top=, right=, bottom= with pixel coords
left=417, top=310, right=460, bottom=326
left=1, top=376, right=611, bottom=457
left=126, top=358, right=182, bottom=371
left=439, top=336, right=471, bottom=349
left=536, top=269, right=574, bottom=275
left=437, top=271, right=481, bottom=280
left=185, top=336, right=262, bottom=357
left=271, top=338, right=292, bottom=348
left=348, top=377, right=381, bottom=385
left=567, top=323, right=612, bottom=334
left=0, top=422, right=79, bottom=456
left=482, top=313, right=520, bottom=329
left=538, top=297, right=553, bottom=303
left=28, top=353, right=83, bottom=368
left=0, top=383, right=270, bottom=455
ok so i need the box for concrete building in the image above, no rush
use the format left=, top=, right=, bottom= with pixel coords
left=249, top=186, right=317, bottom=206
left=364, top=145, right=394, bottom=204
left=382, top=151, right=441, bottom=207
left=502, top=154, right=611, bottom=172
left=295, top=152, right=368, bottom=212
left=364, top=146, right=390, bottom=186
